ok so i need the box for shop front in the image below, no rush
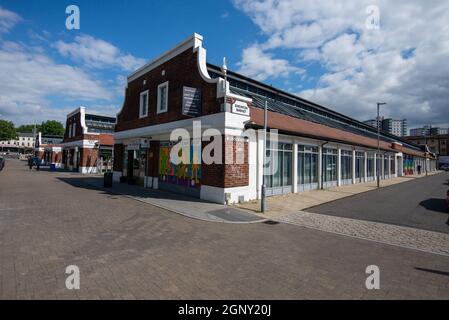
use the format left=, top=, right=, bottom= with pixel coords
left=158, top=139, right=202, bottom=198
left=297, top=145, right=319, bottom=191
left=264, top=142, right=293, bottom=196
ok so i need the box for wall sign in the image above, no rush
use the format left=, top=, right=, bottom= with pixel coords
left=182, top=86, right=202, bottom=117
left=231, top=101, right=250, bottom=116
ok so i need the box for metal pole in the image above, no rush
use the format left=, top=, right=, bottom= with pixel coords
left=377, top=104, right=380, bottom=188
left=425, top=135, right=428, bottom=176
left=376, top=102, right=386, bottom=188
left=261, top=100, right=268, bottom=213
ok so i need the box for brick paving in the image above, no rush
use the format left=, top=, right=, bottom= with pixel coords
left=272, top=211, right=449, bottom=256
left=236, top=171, right=442, bottom=213
left=1, top=159, right=449, bottom=299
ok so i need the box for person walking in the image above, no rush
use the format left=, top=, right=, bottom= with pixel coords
left=36, top=157, right=40, bottom=171
left=28, top=156, right=33, bottom=170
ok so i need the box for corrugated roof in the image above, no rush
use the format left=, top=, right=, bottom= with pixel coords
left=206, top=63, right=422, bottom=152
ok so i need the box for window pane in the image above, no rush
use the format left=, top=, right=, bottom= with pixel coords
left=283, top=151, right=292, bottom=186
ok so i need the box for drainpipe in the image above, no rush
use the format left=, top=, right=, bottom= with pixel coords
left=320, top=141, right=329, bottom=190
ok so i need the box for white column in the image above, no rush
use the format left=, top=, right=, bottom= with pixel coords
left=387, top=155, right=391, bottom=178
left=337, top=147, right=342, bottom=186
left=292, top=143, right=298, bottom=193
left=352, top=149, right=356, bottom=184
left=381, top=154, right=385, bottom=180
left=318, top=145, right=323, bottom=189
left=394, top=155, right=398, bottom=177
left=374, top=153, right=377, bottom=181
left=364, top=152, right=368, bottom=182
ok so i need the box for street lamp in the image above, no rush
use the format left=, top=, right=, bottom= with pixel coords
left=261, top=100, right=268, bottom=213
left=376, top=102, right=387, bottom=188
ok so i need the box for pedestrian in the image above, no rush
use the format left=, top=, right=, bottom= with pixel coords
left=417, top=164, right=421, bottom=175
left=28, top=156, right=33, bottom=170
left=36, top=158, right=40, bottom=171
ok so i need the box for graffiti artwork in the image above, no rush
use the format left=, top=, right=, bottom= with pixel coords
left=159, top=141, right=201, bottom=188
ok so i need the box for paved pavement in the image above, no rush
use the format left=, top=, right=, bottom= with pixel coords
left=309, top=171, right=449, bottom=234
left=80, top=177, right=265, bottom=224
left=272, top=210, right=449, bottom=256
left=1, top=159, right=449, bottom=299
left=235, top=171, right=442, bottom=214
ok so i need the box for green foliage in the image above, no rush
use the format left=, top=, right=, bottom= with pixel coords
left=39, top=120, right=64, bottom=136
left=16, top=124, right=40, bottom=134
left=0, top=120, right=17, bottom=140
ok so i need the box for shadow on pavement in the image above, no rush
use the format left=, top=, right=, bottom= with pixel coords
left=415, top=267, right=449, bottom=277
left=56, top=176, right=265, bottom=223
left=57, top=176, right=215, bottom=204
left=419, top=198, right=449, bottom=214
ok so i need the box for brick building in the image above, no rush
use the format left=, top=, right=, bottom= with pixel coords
left=34, top=132, right=63, bottom=167
left=113, top=33, right=436, bottom=204
left=405, top=134, right=449, bottom=167
left=61, top=107, right=115, bottom=173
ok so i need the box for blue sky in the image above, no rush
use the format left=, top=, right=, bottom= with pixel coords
left=0, top=0, right=448, bottom=130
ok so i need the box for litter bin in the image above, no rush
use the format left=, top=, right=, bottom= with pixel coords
left=104, top=172, right=113, bottom=188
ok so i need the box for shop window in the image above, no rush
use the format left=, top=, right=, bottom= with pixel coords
left=157, top=82, right=169, bottom=114
left=341, top=150, right=353, bottom=181
left=323, top=148, right=337, bottom=182
left=139, top=90, right=149, bottom=118
left=264, top=142, right=293, bottom=188
left=298, top=145, right=318, bottom=185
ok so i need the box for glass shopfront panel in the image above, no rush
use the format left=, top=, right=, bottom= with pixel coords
left=367, top=153, right=375, bottom=180
left=264, top=142, right=293, bottom=196
left=384, top=156, right=389, bottom=179
left=390, top=156, right=395, bottom=175
left=298, top=145, right=318, bottom=191
left=341, top=150, right=353, bottom=184
left=355, top=151, right=365, bottom=182
left=323, top=148, right=337, bottom=187
left=376, top=155, right=382, bottom=179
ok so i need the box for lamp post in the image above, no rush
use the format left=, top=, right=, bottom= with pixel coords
left=376, top=102, right=386, bottom=188
left=261, top=100, right=268, bottom=213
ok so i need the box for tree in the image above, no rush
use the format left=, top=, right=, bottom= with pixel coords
left=0, top=120, right=17, bottom=141
left=40, top=120, right=65, bottom=136
left=16, top=124, right=40, bottom=134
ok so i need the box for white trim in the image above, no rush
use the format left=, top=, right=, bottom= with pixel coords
left=139, top=90, right=149, bottom=118
left=61, top=139, right=98, bottom=149
left=128, top=33, right=204, bottom=82
left=157, top=81, right=169, bottom=114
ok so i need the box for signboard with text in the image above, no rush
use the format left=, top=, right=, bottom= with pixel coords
left=182, top=86, right=202, bottom=117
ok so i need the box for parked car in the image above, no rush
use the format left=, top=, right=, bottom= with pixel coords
left=0, top=157, right=5, bottom=171
left=441, top=164, right=449, bottom=171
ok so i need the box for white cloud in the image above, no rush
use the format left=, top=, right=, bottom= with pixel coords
left=0, top=6, right=21, bottom=34
left=0, top=41, right=112, bottom=125
left=234, top=0, right=449, bottom=128
left=54, top=34, right=145, bottom=71
left=237, top=44, right=304, bottom=81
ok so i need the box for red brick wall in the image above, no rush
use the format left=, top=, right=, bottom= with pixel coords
left=116, top=48, right=220, bottom=132
left=80, top=148, right=98, bottom=168
left=64, top=112, right=82, bottom=141
left=113, top=144, right=124, bottom=171
left=201, top=135, right=249, bottom=188
left=147, top=141, right=160, bottom=177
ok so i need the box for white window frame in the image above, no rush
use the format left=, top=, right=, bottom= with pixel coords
left=157, top=81, right=169, bottom=114
left=139, top=90, right=149, bottom=118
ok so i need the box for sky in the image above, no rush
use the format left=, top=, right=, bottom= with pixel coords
left=0, top=0, right=448, bottom=131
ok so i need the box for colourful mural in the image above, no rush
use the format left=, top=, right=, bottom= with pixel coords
left=159, top=141, right=201, bottom=188
left=403, top=156, right=414, bottom=175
